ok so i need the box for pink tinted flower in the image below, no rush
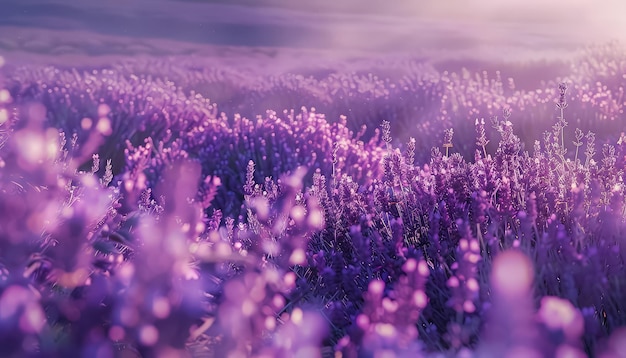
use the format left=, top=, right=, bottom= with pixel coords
left=538, top=297, right=585, bottom=342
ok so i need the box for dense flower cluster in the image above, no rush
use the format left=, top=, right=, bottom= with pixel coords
left=6, top=68, right=384, bottom=219
left=1, top=43, right=626, bottom=357
left=8, top=43, right=626, bottom=162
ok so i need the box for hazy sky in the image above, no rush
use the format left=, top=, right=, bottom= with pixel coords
left=0, top=0, right=624, bottom=62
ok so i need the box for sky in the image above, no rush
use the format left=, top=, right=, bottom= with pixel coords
left=0, top=0, right=624, bottom=64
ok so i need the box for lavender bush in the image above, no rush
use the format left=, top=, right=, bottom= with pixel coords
left=1, top=42, right=626, bottom=358
left=9, top=47, right=626, bottom=161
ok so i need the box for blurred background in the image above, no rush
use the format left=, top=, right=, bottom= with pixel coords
left=0, top=0, right=624, bottom=66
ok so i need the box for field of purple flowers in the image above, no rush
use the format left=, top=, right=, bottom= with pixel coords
left=1, top=41, right=626, bottom=357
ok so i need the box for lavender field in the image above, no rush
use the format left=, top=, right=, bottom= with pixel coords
left=2, top=2, right=626, bottom=357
